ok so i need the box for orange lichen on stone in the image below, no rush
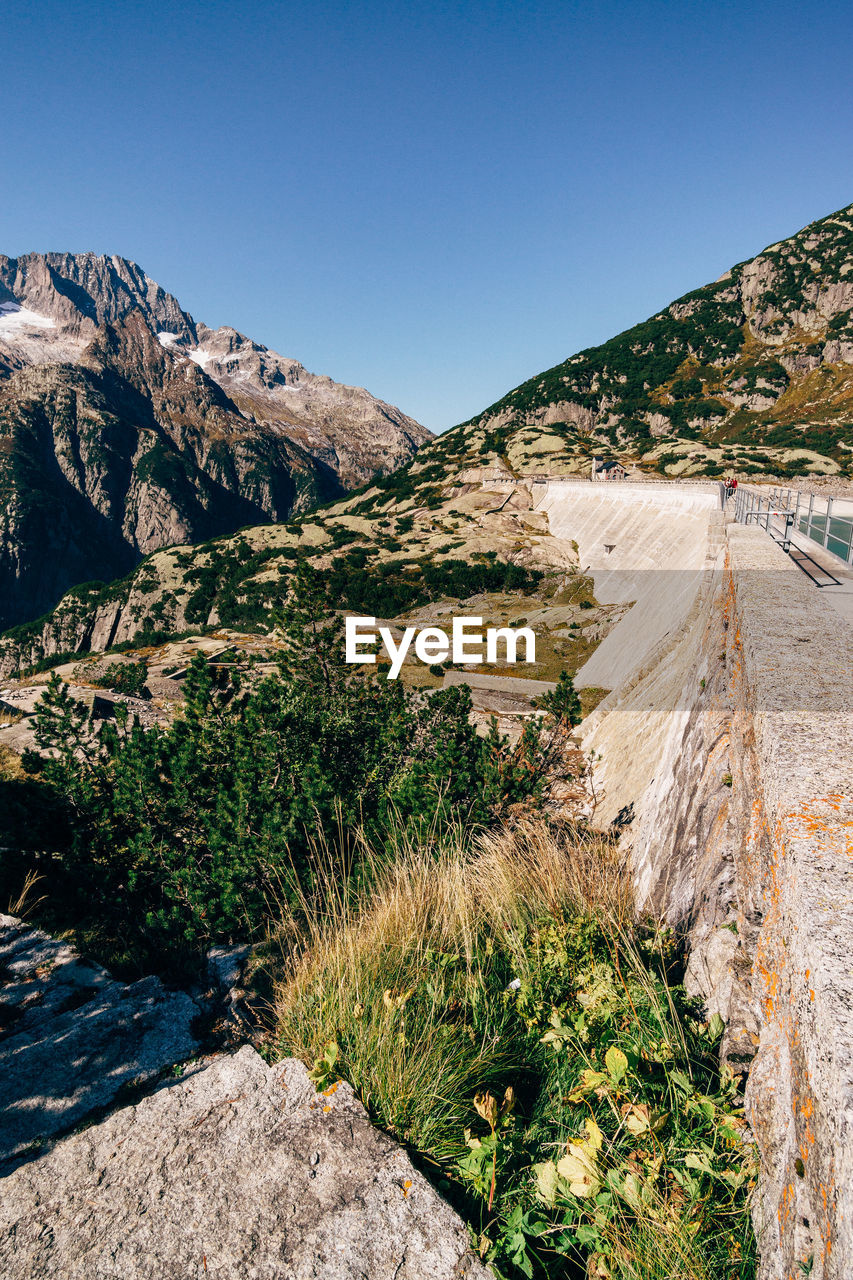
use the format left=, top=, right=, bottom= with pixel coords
left=819, top=1183, right=835, bottom=1263
left=794, top=1089, right=816, bottom=1155
left=778, top=1181, right=795, bottom=1230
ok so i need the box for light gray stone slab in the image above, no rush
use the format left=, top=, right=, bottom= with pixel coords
left=0, top=1045, right=491, bottom=1280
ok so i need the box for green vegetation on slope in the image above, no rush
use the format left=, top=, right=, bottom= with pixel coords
left=4, top=578, right=553, bottom=977
left=0, top=482, right=559, bottom=673
left=179, top=539, right=543, bottom=630
left=274, top=822, right=756, bottom=1280
left=1, top=571, right=758, bottom=1277
left=417, top=203, right=853, bottom=479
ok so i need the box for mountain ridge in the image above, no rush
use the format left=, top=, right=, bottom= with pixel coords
left=442, top=202, right=853, bottom=479
left=0, top=253, right=428, bottom=629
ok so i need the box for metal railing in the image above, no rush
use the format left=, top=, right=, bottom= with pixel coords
left=730, top=485, right=853, bottom=582
left=791, top=491, right=853, bottom=565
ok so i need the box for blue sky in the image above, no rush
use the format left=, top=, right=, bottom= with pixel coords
left=3, top=0, right=853, bottom=432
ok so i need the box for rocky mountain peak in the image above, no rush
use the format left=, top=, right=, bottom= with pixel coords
left=0, top=252, right=429, bottom=631
left=0, top=252, right=195, bottom=358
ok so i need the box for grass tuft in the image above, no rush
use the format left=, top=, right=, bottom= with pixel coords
left=273, top=820, right=756, bottom=1279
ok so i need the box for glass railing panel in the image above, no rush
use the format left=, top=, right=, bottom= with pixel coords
left=827, top=535, right=852, bottom=561
left=828, top=517, right=853, bottom=541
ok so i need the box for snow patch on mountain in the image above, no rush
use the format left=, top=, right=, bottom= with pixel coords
left=0, top=303, right=55, bottom=333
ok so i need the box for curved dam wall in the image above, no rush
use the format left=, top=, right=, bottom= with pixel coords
left=536, top=479, right=721, bottom=694
left=535, top=479, right=724, bottom=828
left=537, top=479, right=853, bottom=1280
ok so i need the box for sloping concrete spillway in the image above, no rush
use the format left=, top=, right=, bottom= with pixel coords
left=533, top=476, right=853, bottom=1280
left=536, top=479, right=722, bottom=693
left=534, top=479, right=725, bottom=835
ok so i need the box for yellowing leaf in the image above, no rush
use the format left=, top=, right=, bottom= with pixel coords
left=585, top=1117, right=604, bottom=1151
left=621, top=1171, right=643, bottom=1206
left=534, top=1160, right=560, bottom=1206
left=474, top=1090, right=500, bottom=1130
left=685, top=1151, right=714, bottom=1175
left=623, top=1103, right=651, bottom=1135
left=650, top=1109, right=669, bottom=1134
left=567, top=1068, right=608, bottom=1101
left=557, top=1143, right=601, bottom=1198
left=604, top=1045, right=628, bottom=1084
left=383, top=987, right=414, bottom=1011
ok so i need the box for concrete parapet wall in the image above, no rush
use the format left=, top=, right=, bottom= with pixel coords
left=587, top=519, right=853, bottom=1278
left=725, top=526, right=853, bottom=1280
left=536, top=476, right=723, bottom=507
left=522, top=478, right=852, bottom=1275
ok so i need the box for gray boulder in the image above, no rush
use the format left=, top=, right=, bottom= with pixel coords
left=0, top=1044, right=491, bottom=1280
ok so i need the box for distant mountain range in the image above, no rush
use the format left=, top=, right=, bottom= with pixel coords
left=0, top=253, right=428, bottom=628
left=4, top=205, right=853, bottom=668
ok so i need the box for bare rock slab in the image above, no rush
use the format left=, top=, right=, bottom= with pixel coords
left=0, top=914, right=200, bottom=1166
left=0, top=1045, right=490, bottom=1280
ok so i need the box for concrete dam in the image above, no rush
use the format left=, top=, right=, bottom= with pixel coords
left=530, top=476, right=853, bottom=1280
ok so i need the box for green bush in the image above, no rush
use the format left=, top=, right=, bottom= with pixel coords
left=670, top=376, right=703, bottom=400
left=94, top=661, right=148, bottom=698
left=20, top=580, right=551, bottom=975
left=534, top=672, right=581, bottom=727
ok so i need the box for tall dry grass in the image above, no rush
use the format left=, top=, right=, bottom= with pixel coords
left=273, top=819, right=630, bottom=1158
left=271, top=818, right=756, bottom=1280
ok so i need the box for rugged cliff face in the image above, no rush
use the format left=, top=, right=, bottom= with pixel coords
left=0, top=253, right=428, bottom=629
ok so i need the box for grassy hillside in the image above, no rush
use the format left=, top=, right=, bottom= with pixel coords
left=0, top=460, right=603, bottom=686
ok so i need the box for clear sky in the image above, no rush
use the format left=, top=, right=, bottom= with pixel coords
left=3, top=0, right=853, bottom=432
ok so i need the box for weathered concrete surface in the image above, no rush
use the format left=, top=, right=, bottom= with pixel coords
left=585, top=516, right=853, bottom=1279
left=786, top=525, right=853, bottom=625
left=572, top=512, right=727, bottom=830
left=536, top=479, right=720, bottom=692
left=724, top=527, right=853, bottom=1280
left=0, top=915, right=200, bottom=1166
left=0, top=1044, right=491, bottom=1280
